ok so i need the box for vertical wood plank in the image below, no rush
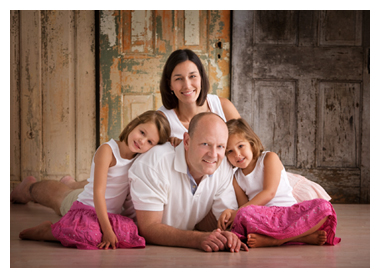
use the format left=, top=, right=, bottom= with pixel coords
left=231, top=11, right=254, bottom=124
left=254, top=80, right=296, bottom=166
left=20, top=10, right=43, bottom=180
left=361, top=10, right=370, bottom=203
left=184, top=11, right=200, bottom=46
left=41, top=11, right=76, bottom=179
left=10, top=11, right=21, bottom=184
left=317, top=82, right=361, bottom=168
left=75, top=11, right=96, bottom=181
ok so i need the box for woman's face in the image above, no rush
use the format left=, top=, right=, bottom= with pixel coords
left=170, top=60, right=202, bottom=106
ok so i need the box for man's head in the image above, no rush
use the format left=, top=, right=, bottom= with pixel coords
left=183, top=112, right=228, bottom=184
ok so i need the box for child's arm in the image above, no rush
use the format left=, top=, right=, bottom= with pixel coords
left=93, top=144, right=119, bottom=250
left=240, top=152, right=283, bottom=208
left=217, top=177, right=249, bottom=230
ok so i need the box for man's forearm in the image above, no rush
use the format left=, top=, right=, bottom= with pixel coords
left=140, top=222, right=206, bottom=249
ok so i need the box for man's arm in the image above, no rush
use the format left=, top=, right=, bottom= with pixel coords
left=136, top=210, right=247, bottom=252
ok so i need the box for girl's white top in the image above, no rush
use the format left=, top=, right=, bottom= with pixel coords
left=77, top=139, right=137, bottom=216
left=158, top=94, right=226, bottom=139
left=235, top=151, right=297, bottom=207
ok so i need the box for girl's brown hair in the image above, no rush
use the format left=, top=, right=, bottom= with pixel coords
left=160, top=49, right=210, bottom=109
left=119, top=110, right=171, bottom=146
left=226, top=118, right=264, bottom=160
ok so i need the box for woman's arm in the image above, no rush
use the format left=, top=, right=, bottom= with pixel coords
left=219, top=97, right=241, bottom=121
left=93, top=144, right=119, bottom=250
left=240, top=152, right=283, bottom=208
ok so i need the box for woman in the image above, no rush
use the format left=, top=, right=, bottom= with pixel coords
left=158, top=49, right=240, bottom=146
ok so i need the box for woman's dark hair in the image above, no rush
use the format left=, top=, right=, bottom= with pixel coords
left=160, top=49, right=210, bottom=109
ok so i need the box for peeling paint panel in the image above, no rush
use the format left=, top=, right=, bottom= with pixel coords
left=319, top=11, right=362, bottom=46
left=100, top=10, right=231, bottom=143
left=317, top=82, right=361, bottom=168
left=185, top=11, right=200, bottom=46
left=131, top=10, right=154, bottom=53
left=254, top=80, right=296, bottom=166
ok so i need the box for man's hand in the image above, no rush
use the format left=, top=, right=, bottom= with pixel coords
left=200, top=228, right=248, bottom=253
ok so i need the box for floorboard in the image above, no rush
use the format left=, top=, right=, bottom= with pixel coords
left=10, top=202, right=370, bottom=268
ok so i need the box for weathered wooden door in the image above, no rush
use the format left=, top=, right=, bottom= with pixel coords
left=231, top=11, right=370, bottom=203
left=99, top=10, right=231, bottom=143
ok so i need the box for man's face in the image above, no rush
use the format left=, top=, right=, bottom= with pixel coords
left=184, top=115, right=228, bottom=184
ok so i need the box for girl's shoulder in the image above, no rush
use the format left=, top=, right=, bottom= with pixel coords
left=263, top=151, right=283, bottom=168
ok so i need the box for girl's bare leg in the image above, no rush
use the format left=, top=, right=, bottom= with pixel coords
left=59, top=175, right=87, bottom=189
left=11, top=177, right=73, bottom=216
left=19, top=221, right=58, bottom=242
left=247, top=216, right=328, bottom=248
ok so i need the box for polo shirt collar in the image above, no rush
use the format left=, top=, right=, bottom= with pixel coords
left=174, top=141, right=188, bottom=175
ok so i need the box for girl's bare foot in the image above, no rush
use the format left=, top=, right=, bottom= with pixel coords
left=10, top=176, right=36, bottom=204
left=247, top=233, right=282, bottom=248
left=60, top=175, right=87, bottom=189
left=294, top=230, right=327, bottom=245
left=59, top=175, right=76, bottom=187
left=19, top=221, right=56, bottom=241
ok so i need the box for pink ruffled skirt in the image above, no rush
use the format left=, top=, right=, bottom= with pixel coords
left=287, top=172, right=331, bottom=203
left=51, top=201, right=145, bottom=250
left=231, top=198, right=341, bottom=245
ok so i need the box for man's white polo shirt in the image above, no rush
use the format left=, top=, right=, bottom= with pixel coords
left=129, top=142, right=238, bottom=231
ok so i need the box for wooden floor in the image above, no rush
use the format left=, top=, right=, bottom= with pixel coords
left=10, top=202, right=370, bottom=268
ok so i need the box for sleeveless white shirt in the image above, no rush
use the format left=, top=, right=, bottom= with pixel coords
left=77, top=139, right=137, bottom=216
left=235, top=151, right=297, bottom=207
left=158, top=94, right=226, bottom=139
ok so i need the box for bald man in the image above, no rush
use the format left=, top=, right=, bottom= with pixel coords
left=129, top=112, right=248, bottom=252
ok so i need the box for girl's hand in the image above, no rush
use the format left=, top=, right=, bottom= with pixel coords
left=217, top=209, right=237, bottom=230
left=169, top=137, right=182, bottom=147
left=97, top=229, right=119, bottom=250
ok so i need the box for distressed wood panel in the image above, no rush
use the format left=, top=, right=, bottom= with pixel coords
left=20, top=10, right=43, bottom=180
left=184, top=11, right=200, bottom=46
left=254, top=11, right=297, bottom=45
left=100, top=10, right=230, bottom=143
left=253, top=80, right=296, bottom=166
left=286, top=168, right=361, bottom=203
left=41, top=11, right=76, bottom=179
left=361, top=11, right=370, bottom=203
left=75, top=11, right=96, bottom=181
left=177, top=10, right=207, bottom=51
left=11, top=11, right=96, bottom=187
left=123, top=95, right=153, bottom=127
left=10, top=11, right=21, bottom=183
left=252, top=45, right=363, bottom=80
left=319, top=11, right=362, bottom=46
left=317, top=82, right=361, bottom=168
left=232, top=10, right=369, bottom=203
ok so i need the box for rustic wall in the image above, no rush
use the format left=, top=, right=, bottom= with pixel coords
left=99, top=10, right=231, bottom=143
left=231, top=11, right=370, bottom=203
left=10, top=10, right=96, bottom=189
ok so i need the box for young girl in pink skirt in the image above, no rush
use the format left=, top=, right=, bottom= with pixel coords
left=218, top=118, right=341, bottom=248
left=19, top=110, right=170, bottom=250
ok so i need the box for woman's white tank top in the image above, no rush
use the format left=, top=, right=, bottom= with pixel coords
left=235, top=151, right=297, bottom=207
left=158, top=94, right=226, bottom=139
